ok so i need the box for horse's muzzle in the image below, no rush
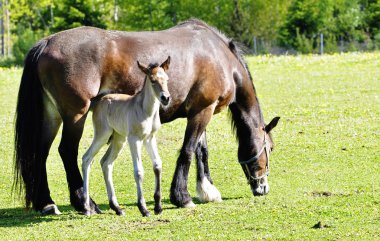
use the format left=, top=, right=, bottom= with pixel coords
left=251, top=177, right=269, bottom=196
left=160, top=92, right=171, bottom=106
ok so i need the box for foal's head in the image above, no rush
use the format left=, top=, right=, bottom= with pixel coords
left=137, top=56, right=171, bottom=106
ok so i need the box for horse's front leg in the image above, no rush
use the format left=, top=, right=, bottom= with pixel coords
left=195, top=131, right=222, bottom=203
left=145, top=135, right=163, bottom=215
left=128, top=135, right=150, bottom=217
left=170, top=105, right=215, bottom=208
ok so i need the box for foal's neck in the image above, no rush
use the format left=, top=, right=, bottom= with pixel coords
left=140, top=75, right=160, bottom=116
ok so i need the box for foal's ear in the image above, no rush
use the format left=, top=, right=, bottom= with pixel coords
left=265, top=117, right=280, bottom=133
left=160, top=56, right=171, bottom=71
left=137, top=61, right=150, bottom=75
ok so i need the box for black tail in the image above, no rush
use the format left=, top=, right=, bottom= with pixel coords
left=13, top=39, right=48, bottom=209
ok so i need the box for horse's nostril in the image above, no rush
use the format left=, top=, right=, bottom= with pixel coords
left=160, top=94, right=170, bottom=105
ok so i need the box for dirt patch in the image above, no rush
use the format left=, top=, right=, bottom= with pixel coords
left=311, top=191, right=333, bottom=197
left=312, top=221, right=331, bottom=229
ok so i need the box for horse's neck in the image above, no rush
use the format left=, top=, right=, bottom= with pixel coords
left=230, top=77, right=264, bottom=160
left=140, top=76, right=160, bottom=117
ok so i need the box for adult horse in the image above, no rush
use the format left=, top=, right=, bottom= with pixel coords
left=14, top=19, right=280, bottom=215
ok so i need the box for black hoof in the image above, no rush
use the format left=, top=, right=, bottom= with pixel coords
left=170, top=190, right=193, bottom=208
left=116, top=209, right=125, bottom=216
left=71, top=187, right=101, bottom=214
left=154, top=206, right=162, bottom=215
left=138, top=207, right=150, bottom=217
left=110, top=202, right=124, bottom=216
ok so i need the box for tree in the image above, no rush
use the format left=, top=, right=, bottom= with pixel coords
left=51, top=0, right=111, bottom=32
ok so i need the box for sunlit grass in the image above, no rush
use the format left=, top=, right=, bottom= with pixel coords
left=0, top=52, right=379, bottom=240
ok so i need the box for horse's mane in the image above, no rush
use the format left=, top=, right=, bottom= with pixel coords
left=177, top=19, right=253, bottom=82
left=177, top=19, right=262, bottom=139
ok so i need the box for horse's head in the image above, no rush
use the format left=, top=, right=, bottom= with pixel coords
left=137, top=56, right=171, bottom=106
left=239, top=117, right=280, bottom=196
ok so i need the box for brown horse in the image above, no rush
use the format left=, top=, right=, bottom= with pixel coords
left=14, top=19, right=280, bottom=215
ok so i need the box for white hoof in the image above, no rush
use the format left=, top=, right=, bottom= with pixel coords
left=41, top=204, right=62, bottom=215
left=183, top=201, right=196, bottom=208
left=196, top=177, right=222, bottom=203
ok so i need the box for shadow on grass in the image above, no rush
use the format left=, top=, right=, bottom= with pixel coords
left=0, top=196, right=244, bottom=227
left=0, top=198, right=178, bottom=227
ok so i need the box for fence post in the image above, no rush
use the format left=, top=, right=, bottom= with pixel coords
left=253, top=36, right=257, bottom=55
left=320, top=33, right=324, bottom=55
left=0, top=0, right=4, bottom=57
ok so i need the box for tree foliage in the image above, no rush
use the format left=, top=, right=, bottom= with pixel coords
left=2, top=0, right=380, bottom=65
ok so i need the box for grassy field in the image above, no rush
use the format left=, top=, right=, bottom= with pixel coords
left=0, top=52, right=379, bottom=240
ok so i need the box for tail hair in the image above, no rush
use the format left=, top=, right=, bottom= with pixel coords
left=13, top=39, right=48, bottom=209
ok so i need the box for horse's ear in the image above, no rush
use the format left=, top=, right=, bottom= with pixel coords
left=160, top=56, right=171, bottom=71
left=265, top=117, right=280, bottom=133
left=137, top=61, right=150, bottom=75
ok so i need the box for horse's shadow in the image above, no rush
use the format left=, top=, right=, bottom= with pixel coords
left=0, top=196, right=244, bottom=227
left=0, top=198, right=176, bottom=228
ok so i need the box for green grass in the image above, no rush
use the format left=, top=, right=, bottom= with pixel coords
left=0, top=52, right=379, bottom=240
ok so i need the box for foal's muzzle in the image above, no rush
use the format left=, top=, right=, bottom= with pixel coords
left=160, top=92, right=171, bottom=106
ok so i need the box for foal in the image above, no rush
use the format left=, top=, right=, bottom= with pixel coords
left=82, top=57, right=171, bottom=217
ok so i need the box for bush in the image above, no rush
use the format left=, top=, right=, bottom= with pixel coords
left=12, top=26, right=43, bottom=66
left=0, top=56, right=16, bottom=68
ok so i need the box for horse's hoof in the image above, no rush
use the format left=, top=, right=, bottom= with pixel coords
left=94, top=205, right=102, bottom=214
left=141, top=210, right=150, bottom=217
left=183, top=201, right=196, bottom=208
left=196, top=177, right=222, bottom=203
left=41, top=204, right=62, bottom=215
left=116, top=209, right=125, bottom=216
left=83, top=210, right=93, bottom=216
left=154, top=207, right=163, bottom=215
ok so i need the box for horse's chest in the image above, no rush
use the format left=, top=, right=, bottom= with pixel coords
left=129, top=116, right=160, bottom=139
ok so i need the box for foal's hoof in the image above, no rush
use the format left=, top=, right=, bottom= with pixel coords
left=140, top=209, right=150, bottom=217
left=154, top=206, right=163, bottom=215
left=115, top=209, right=125, bottom=216
left=41, top=204, right=62, bottom=215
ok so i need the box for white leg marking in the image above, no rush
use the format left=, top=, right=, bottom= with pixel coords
left=196, top=177, right=222, bottom=203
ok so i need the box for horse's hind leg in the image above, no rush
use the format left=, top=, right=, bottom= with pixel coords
left=195, top=131, right=222, bottom=203
left=145, top=135, right=163, bottom=215
left=38, top=95, right=62, bottom=215
left=59, top=114, right=100, bottom=214
left=100, top=133, right=126, bottom=216
left=128, top=135, right=150, bottom=217
left=170, top=105, right=215, bottom=208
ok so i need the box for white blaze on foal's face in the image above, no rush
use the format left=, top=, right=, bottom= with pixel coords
left=151, top=67, right=170, bottom=106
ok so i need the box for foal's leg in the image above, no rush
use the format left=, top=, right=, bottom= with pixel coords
left=128, top=135, right=150, bottom=217
left=145, top=135, right=163, bottom=215
left=195, top=131, right=222, bottom=203
left=82, top=128, right=112, bottom=215
left=100, top=133, right=126, bottom=216
left=170, top=105, right=215, bottom=208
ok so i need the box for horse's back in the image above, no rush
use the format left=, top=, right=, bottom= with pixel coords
left=35, top=21, right=244, bottom=121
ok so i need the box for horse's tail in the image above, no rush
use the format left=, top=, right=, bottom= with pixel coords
left=13, top=39, right=48, bottom=209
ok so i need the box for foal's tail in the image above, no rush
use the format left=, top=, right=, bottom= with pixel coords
left=13, top=39, right=48, bottom=209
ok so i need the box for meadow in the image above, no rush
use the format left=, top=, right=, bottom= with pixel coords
left=0, top=52, right=379, bottom=240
